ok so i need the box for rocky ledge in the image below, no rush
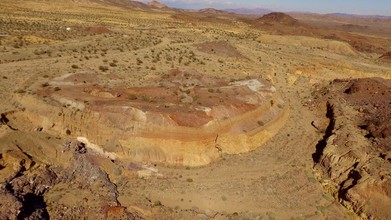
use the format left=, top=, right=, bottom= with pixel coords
left=6, top=69, right=288, bottom=167
left=313, top=77, right=391, bottom=219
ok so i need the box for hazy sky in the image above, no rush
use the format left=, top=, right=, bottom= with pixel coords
left=149, top=0, right=391, bottom=16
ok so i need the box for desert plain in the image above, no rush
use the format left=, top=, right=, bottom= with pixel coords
left=0, top=0, right=390, bottom=219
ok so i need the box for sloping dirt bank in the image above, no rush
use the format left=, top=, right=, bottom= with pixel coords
left=313, top=78, right=391, bottom=219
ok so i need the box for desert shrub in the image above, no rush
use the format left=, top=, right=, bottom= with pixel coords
left=71, top=64, right=79, bottom=69
left=266, top=212, right=276, bottom=220
left=153, top=201, right=162, bottom=207
left=257, top=120, right=265, bottom=126
left=128, top=94, right=137, bottom=100
left=15, top=89, right=26, bottom=94
left=113, top=167, right=122, bottom=176
left=99, top=66, right=109, bottom=72
left=51, top=194, right=62, bottom=202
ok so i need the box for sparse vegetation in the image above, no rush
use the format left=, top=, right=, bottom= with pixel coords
left=99, top=66, right=109, bottom=72
left=15, top=89, right=26, bottom=93
left=1, top=1, right=390, bottom=219
left=128, top=94, right=137, bottom=100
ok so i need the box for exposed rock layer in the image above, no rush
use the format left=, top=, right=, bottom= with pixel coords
left=9, top=69, right=287, bottom=167
left=313, top=78, right=391, bottom=219
left=0, top=132, right=142, bottom=219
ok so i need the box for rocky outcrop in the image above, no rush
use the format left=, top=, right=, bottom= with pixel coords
left=43, top=140, right=142, bottom=219
left=313, top=78, right=391, bottom=219
left=0, top=188, right=23, bottom=219
left=0, top=147, right=58, bottom=220
left=0, top=132, right=142, bottom=219
left=11, top=69, right=288, bottom=167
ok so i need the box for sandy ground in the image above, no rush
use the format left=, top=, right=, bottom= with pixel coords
left=1, top=0, right=391, bottom=219
left=118, top=75, right=351, bottom=219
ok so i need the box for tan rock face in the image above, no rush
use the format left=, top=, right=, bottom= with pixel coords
left=314, top=78, right=391, bottom=219
left=12, top=69, right=287, bottom=166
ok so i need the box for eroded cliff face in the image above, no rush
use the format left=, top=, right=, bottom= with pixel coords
left=313, top=78, right=391, bottom=219
left=0, top=131, right=142, bottom=219
left=0, top=69, right=288, bottom=219
left=5, top=69, right=288, bottom=167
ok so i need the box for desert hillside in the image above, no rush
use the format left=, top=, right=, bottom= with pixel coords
left=0, top=0, right=390, bottom=219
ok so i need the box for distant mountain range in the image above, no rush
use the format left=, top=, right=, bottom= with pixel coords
left=147, top=0, right=168, bottom=9
left=225, top=8, right=390, bottom=19
left=61, top=0, right=391, bottom=19
left=224, top=8, right=272, bottom=15
left=198, top=8, right=228, bottom=14
left=326, top=13, right=391, bottom=19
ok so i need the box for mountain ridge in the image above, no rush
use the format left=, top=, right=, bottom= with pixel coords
left=225, top=8, right=272, bottom=15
